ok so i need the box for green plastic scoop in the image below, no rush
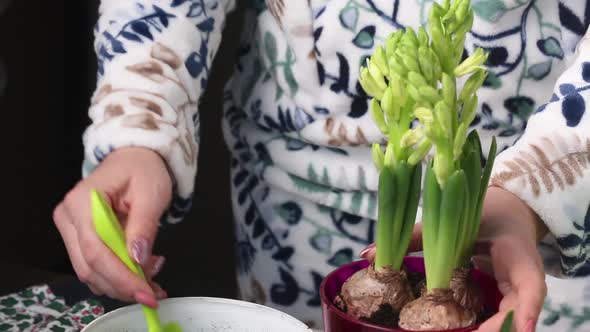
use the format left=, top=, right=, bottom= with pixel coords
left=90, top=189, right=182, bottom=332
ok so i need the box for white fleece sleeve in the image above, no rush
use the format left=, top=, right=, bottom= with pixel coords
left=82, top=0, right=235, bottom=223
left=490, top=27, right=590, bottom=277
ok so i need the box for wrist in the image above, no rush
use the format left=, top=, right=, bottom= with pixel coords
left=482, top=186, right=549, bottom=243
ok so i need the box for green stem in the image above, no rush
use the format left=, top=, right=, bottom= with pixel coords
left=432, top=170, right=466, bottom=289
left=393, top=163, right=422, bottom=269
left=390, top=162, right=411, bottom=269
left=375, top=167, right=396, bottom=270
left=422, top=166, right=441, bottom=291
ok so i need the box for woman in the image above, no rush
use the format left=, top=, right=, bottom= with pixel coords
left=53, top=1, right=590, bottom=331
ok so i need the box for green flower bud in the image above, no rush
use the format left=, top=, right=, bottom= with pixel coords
left=401, top=52, right=421, bottom=73
left=441, top=0, right=451, bottom=10
left=442, top=73, right=456, bottom=107
left=401, top=128, right=424, bottom=148
left=418, top=27, right=429, bottom=48
left=389, top=75, right=407, bottom=116
left=434, top=100, right=453, bottom=139
left=453, top=122, right=468, bottom=160
left=384, top=142, right=397, bottom=168
left=408, top=71, right=428, bottom=88
left=452, top=34, right=467, bottom=66
left=414, top=107, right=434, bottom=124
left=459, top=69, right=486, bottom=102
left=371, top=99, right=388, bottom=134
left=389, top=55, right=408, bottom=78
left=407, top=83, right=422, bottom=102
left=403, top=27, right=419, bottom=48
left=385, top=31, right=403, bottom=59
left=455, top=0, right=470, bottom=22
left=373, top=46, right=390, bottom=78
left=359, top=67, right=384, bottom=99
left=368, top=59, right=388, bottom=91
left=454, top=10, right=474, bottom=37
left=461, top=94, right=478, bottom=126
left=418, top=47, right=434, bottom=83
left=433, top=155, right=451, bottom=187
left=419, top=85, right=441, bottom=103
left=381, top=86, right=398, bottom=122
left=408, top=139, right=433, bottom=165
left=372, top=143, right=384, bottom=171
left=454, top=48, right=489, bottom=76
left=430, top=48, right=443, bottom=82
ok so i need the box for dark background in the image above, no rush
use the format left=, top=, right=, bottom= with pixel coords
left=0, top=0, right=246, bottom=299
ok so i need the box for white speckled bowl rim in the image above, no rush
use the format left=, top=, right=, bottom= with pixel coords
left=82, top=297, right=313, bottom=332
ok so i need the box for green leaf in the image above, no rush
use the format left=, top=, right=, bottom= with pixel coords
left=310, top=230, right=332, bottom=254
left=484, top=71, right=502, bottom=89
left=274, top=201, right=303, bottom=225
left=286, top=47, right=295, bottom=63
left=500, top=311, right=514, bottom=332
left=81, top=315, right=96, bottom=324
left=284, top=65, right=299, bottom=95
left=0, top=297, right=17, bottom=307
left=1, top=308, right=16, bottom=315
left=528, top=60, right=552, bottom=80
left=351, top=191, right=363, bottom=214
left=18, top=289, right=34, bottom=298
left=289, top=174, right=331, bottom=193
left=352, top=26, right=375, bottom=49
left=17, top=322, right=31, bottom=330
left=46, top=301, right=66, bottom=312
left=321, top=167, right=331, bottom=186
left=358, top=166, right=367, bottom=190
left=538, top=37, right=564, bottom=59
left=327, top=248, right=353, bottom=267
left=472, top=0, right=506, bottom=23
left=50, top=326, right=66, bottom=332
left=264, top=31, right=278, bottom=61
left=22, top=299, right=35, bottom=306
left=275, top=85, right=284, bottom=101
left=308, top=164, right=319, bottom=183
left=560, top=303, right=573, bottom=316
left=0, top=324, right=13, bottom=332
left=367, top=192, right=377, bottom=218
left=339, top=6, right=359, bottom=30
left=542, top=312, right=560, bottom=326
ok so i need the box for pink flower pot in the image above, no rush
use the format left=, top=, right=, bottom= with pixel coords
left=320, top=256, right=502, bottom=332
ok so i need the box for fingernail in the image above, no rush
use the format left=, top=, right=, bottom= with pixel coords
left=134, top=291, right=158, bottom=308
left=156, top=289, right=167, bottom=299
left=526, top=319, right=536, bottom=332
left=151, top=256, right=166, bottom=277
left=359, top=243, right=376, bottom=258
left=132, top=238, right=149, bottom=265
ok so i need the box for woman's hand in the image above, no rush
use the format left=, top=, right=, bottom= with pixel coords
left=359, top=187, right=548, bottom=332
left=53, top=147, right=173, bottom=307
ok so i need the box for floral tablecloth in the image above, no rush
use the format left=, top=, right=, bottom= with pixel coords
left=0, top=285, right=103, bottom=332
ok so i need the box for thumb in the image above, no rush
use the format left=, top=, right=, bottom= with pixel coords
left=125, top=194, right=167, bottom=266
left=360, top=223, right=423, bottom=261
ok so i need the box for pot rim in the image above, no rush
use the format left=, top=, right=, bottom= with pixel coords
left=82, top=296, right=313, bottom=331
left=319, top=258, right=487, bottom=332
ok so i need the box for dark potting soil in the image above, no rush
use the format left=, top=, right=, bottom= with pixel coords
left=407, top=271, right=425, bottom=298
left=365, top=303, right=400, bottom=328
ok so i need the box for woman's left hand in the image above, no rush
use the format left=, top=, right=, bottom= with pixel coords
left=359, top=186, right=548, bottom=332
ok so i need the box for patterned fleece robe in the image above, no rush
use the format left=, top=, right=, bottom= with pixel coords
left=81, top=0, right=590, bottom=330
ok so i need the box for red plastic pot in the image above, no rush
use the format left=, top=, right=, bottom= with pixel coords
left=320, top=256, right=503, bottom=332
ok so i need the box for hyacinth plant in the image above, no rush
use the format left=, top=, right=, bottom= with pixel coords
left=338, top=0, right=499, bottom=330
left=394, top=0, right=498, bottom=330
left=334, top=23, right=432, bottom=325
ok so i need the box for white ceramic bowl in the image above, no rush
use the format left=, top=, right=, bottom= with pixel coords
left=82, top=297, right=312, bottom=332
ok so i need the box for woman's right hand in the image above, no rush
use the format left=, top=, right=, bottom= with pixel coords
left=53, top=147, right=173, bottom=308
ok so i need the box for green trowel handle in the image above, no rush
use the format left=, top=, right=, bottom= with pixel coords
left=90, top=189, right=163, bottom=332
